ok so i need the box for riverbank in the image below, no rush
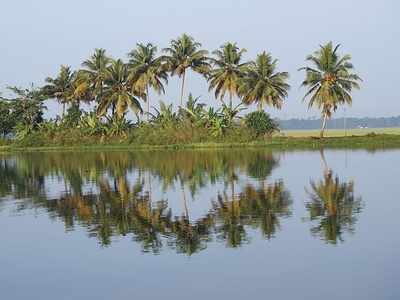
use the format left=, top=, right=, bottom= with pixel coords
left=1, top=134, right=400, bottom=152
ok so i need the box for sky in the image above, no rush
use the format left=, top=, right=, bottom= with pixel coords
left=0, top=0, right=399, bottom=119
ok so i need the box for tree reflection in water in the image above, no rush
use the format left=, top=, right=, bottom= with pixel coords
left=305, top=150, right=363, bottom=244
left=0, top=150, right=294, bottom=254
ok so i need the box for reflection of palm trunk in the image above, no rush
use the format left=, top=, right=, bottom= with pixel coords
left=231, top=180, right=235, bottom=201
left=181, top=184, right=189, bottom=219
left=148, top=172, right=152, bottom=202
left=319, top=149, right=330, bottom=176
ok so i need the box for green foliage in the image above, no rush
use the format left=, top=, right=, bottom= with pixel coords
left=78, top=112, right=107, bottom=136
left=239, top=52, right=290, bottom=110
left=105, top=116, right=133, bottom=137
left=0, top=100, right=13, bottom=136
left=245, top=111, right=279, bottom=137
left=163, top=34, right=211, bottom=105
left=6, top=86, right=46, bottom=127
left=62, top=104, right=83, bottom=127
left=97, top=59, right=142, bottom=119
left=0, top=36, right=364, bottom=146
left=128, top=43, right=168, bottom=117
left=149, top=101, right=179, bottom=127
left=208, top=42, right=248, bottom=101
left=299, top=42, right=362, bottom=137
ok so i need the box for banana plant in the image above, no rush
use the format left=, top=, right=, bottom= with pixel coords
left=220, top=101, right=247, bottom=126
left=78, top=112, right=107, bottom=136
left=105, top=116, right=133, bottom=137
left=148, top=101, right=178, bottom=127
left=178, top=94, right=205, bottom=124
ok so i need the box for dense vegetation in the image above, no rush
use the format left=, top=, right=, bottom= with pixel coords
left=0, top=36, right=363, bottom=146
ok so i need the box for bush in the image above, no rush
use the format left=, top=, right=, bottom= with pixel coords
left=245, top=111, right=279, bottom=137
left=62, top=104, right=83, bottom=127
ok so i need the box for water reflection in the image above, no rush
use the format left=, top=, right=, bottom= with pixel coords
left=212, top=181, right=291, bottom=247
left=0, top=149, right=365, bottom=254
left=0, top=150, right=294, bottom=254
left=305, top=150, right=363, bottom=244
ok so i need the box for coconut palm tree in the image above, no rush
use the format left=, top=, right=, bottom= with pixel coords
left=239, top=52, right=289, bottom=111
left=128, top=43, right=168, bottom=120
left=163, top=34, right=210, bottom=106
left=81, top=48, right=111, bottom=103
left=299, top=42, right=362, bottom=137
left=42, top=65, right=75, bottom=116
left=208, top=42, right=248, bottom=104
left=97, top=59, right=142, bottom=119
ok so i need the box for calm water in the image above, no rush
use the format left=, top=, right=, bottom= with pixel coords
left=0, top=149, right=399, bottom=300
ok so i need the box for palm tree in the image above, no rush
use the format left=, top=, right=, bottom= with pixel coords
left=69, top=71, right=94, bottom=108
left=42, top=65, right=75, bottom=116
left=208, top=42, right=248, bottom=104
left=163, top=34, right=210, bottom=106
left=299, top=42, right=362, bottom=137
left=128, top=43, right=168, bottom=120
left=81, top=48, right=111, bottom=104
left=97, top=59, right=142, bottom=119
left=239, top=52, right=289, bottom=111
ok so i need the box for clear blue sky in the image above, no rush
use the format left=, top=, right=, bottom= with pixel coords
left=1, top=0, right=398, bottom=119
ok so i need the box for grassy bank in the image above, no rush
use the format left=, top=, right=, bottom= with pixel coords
left=282, top=127, right=400, bottom=137
left=2, top=133, right=400, bottom=153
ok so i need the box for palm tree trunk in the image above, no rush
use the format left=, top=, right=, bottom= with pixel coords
left=146, top=85, right=150, bottom=122
left=320, top=113, right=328, bottom=138
left=180, top=71, right=186, bottom=107
left=62, top=103, right=65, bottom=117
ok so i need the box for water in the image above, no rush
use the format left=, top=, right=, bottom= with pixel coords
left=0, top=149, right=399, bottom=300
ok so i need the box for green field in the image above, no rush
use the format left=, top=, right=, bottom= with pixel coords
left=281, top=127, right=400, bottom=137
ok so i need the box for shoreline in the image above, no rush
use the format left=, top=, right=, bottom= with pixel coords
left=1, top=134, right=400, bottom=152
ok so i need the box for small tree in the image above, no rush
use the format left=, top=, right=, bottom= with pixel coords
left=245, top=111, right=278, bottom=137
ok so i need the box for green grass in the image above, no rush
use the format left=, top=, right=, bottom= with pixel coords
left=2, top=133, right=400, bottom=153
left=281, top=127, right=400, bottom=138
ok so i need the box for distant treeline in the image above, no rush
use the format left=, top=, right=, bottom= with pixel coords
left=278, top=116, right=400, bottom=130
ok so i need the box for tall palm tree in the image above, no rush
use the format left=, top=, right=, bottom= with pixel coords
left=42, top=65, right=75, bottom=116
left=239, top=52, right=289, bottom=111
left=208, top=42, right=248, bottom=104
left=128, top=43, right=168, bottom=120
left=299, top=42, right=362, bottom=137
left=81, top=48, right=111, bottom=104
left=163, top=34, right=210, bottom=106
left=97, top=59, right=142, bottom=119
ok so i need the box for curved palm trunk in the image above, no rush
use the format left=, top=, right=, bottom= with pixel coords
left=320, top=113, right=328, bottom=138
left=180, top=71, right=186, bottom=107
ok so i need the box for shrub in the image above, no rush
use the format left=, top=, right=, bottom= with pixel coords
left=62, top=104, right=83, bottom=127
left=245, top=111, right=279, bottom=137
